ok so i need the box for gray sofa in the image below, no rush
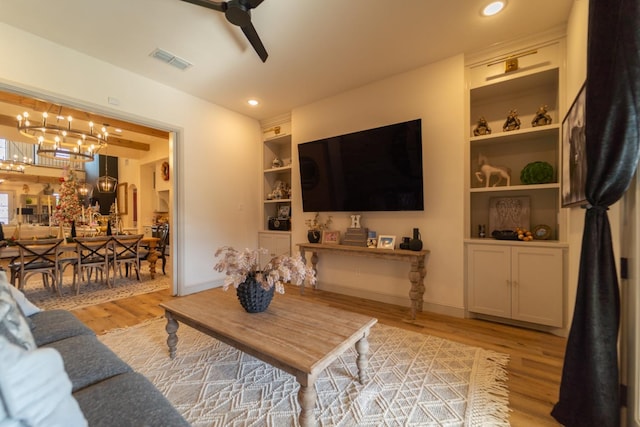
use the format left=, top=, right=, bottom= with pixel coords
left=0, top=274, right=189, bottom=427
left=32, top=309, right=190, bottom=427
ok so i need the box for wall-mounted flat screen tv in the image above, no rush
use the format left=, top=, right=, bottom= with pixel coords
left=298, top=119, right=423, bottom=212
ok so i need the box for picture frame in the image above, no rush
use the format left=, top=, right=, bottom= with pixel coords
left=489, top=196, right=530, bottom=235
left=277, top=205, right=291, bottom=219
left=562, top=82, right=587, bottom=207
left=117, top=183, right=128, bottom=215
left=322, top=230, right=340, bottom=244
left=377, top=235, right=396, bottom=249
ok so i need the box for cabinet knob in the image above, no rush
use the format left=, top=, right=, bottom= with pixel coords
left=512, top=280, right=518, bottom=287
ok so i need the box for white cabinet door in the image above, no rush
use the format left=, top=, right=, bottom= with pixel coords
left=258, top=232, right=291, bottom=267
left=511, top=246, right=564, bottom=327
left=467, top=243, right=564, bottom=328
left=467, top=244, right=511, bottom=318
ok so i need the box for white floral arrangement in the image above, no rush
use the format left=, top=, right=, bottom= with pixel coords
left=305, top=212, right=332, bottom=231
left=214, top=246, right=316, bottom=294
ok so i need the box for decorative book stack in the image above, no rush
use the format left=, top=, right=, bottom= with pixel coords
left=343, top=227, right=369, bottom=247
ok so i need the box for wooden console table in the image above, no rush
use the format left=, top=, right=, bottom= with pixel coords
left=297, top=243, right=430, bottom=320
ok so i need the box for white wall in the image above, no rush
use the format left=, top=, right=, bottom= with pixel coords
left=0, top=23, right=261, bottom=295
left=564, top=0, right=590, bottom=327
left=291, top=55, right=466, bottom=314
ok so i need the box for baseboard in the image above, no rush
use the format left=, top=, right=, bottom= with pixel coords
left=316, top=283, right=465, bottom=319
left=181, top=279, right=224, bottom=295
left=468, top=312, right=569, bottom=337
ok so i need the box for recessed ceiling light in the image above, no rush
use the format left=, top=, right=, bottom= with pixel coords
left=482, top=1, right=506, bottom=16
left=248, top=99, right=259, bottom=106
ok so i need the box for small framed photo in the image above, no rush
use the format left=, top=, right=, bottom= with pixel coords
left=278, top=205, right=291, bottom=218
left=377, top=235, right=396, bottom=249
left=322, top=230, right=340, bottom=244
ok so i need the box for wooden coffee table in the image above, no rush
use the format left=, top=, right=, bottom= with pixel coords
left=160, top=288, right=377, bottom=427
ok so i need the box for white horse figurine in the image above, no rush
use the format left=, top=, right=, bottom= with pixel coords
left=475, top=154, right=511, bottom=187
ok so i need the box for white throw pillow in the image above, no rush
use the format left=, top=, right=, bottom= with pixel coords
left=0, top=276, right=35, bottom=350
left=0, top=271, right=41, bottom=317
left=0, top=336, right=87, bottom=427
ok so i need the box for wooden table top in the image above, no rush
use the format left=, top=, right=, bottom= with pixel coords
left=297, top=242, right=430, bottom=260
left=160, top=287, right=378, bottom=376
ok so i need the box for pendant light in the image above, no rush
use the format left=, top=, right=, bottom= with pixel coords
left=96, top=143, right=117, bottom=193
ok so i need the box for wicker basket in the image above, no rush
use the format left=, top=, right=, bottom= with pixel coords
left=236, top=276, right=275, bottom=313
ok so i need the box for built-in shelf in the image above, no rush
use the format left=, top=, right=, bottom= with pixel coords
left=470, top=183, right=559, bottom=193
left=260, top=116, right=293, bottom=258
left=465, top=38, right=567, bottom=331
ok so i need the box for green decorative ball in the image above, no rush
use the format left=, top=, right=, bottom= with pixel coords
left=520, top=161, right=554, bottom=184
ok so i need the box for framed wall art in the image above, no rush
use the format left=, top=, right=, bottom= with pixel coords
left=322, top=230, right=340, bottom=244
left=489, top=196, right=530, bottom=235
left=377, top=235, right=396, bottom=249
left=562, top=82, right=587, bottom=207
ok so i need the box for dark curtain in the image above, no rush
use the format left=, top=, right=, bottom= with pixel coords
left=552, top=0, right=640, bottom=425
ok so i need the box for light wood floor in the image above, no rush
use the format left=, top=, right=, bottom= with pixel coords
left=72, top=286, right=565, bottom=426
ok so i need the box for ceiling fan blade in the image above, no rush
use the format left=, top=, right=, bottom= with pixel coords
left=180, top=0, right=226, bottom=13
left=241, top=22, right=268, bottom=62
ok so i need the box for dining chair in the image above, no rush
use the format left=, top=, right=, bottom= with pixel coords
left=8, top=238, right=64, bottom=296
left=73, top=236, right=113, bottom=294
left=112, top=234, right=143, bottom=282
left=138, top=224, right=169, bottom=275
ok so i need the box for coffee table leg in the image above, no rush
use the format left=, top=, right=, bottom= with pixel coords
left=407, top=256, right=426, bottom=320
left=355, top=334, right=370, bottom=384
left=297, top=380, right=317, bottom=427
left=164, top=311, right=179, bottom=359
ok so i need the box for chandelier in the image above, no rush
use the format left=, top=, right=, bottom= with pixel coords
left=16, top=110, right=107, bottom=162
left=0, top=155, right=34, bottom=174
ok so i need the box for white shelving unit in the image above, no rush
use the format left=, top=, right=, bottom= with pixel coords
left=464, top=39, right=568, bottom=330
left=259, top=117, right=292, bottom=266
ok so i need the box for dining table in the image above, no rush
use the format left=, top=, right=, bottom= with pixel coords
left=0, top=236, right=162, bottom=279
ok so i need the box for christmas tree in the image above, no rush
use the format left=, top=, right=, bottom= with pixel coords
left=53, top=166, right=82, bottom=225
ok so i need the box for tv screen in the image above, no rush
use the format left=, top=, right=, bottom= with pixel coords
left=298, top=119, right=423, bottom=212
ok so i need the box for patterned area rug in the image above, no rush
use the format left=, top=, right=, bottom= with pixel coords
left=16, top=270, right=170, bottom=311
left=100, top=318, right=510, bottom=426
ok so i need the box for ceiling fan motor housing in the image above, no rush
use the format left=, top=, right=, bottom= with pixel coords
left=225, top=0, right=251, bottom=27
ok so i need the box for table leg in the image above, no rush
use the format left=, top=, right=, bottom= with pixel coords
left=146, top=243, right=159, bottom=279
left=310, top=251, right=319, bottom=289
left=297, top=381, right=317, bottom=427
left=165, top=311, right=179, bottom=359
left=300, top=249, right=319, bottom=294
left=355, top=333, right=370, bottom=384
left=299, top=248, right=307, bottom=295
left=407, top=255, right=426, bottom=320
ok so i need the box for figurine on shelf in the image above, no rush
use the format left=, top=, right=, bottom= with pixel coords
left=268, top=180, right=290, bottom=200
left=475, top=154, right=511, bottom=187
left=502, top=109, right=521, bottom=131
left=473, top=116, right=492, bottom=136
left=531, top=105, right=552, bottom=127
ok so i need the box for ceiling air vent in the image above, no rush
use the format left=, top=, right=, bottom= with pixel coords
left=150, top=48, right=192, bottom=71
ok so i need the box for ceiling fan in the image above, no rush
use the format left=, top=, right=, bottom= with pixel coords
left=181, top=0, right=268, bottom=62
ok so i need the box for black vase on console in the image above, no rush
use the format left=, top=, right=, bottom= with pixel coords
left=409, top=228, right=423, bottom=251
left=307, top=230, right=321, bottom=243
